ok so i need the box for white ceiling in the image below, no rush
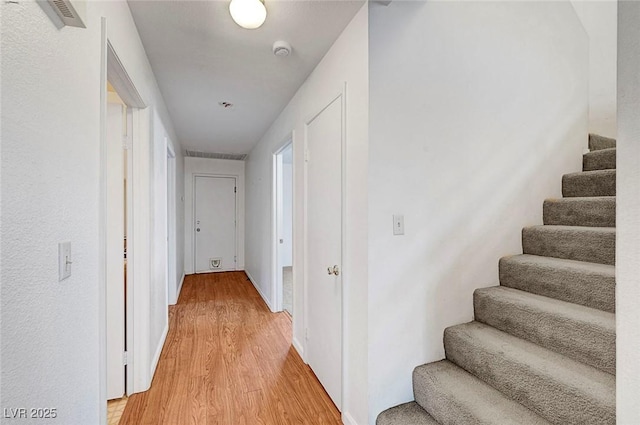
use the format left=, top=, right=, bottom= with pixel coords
left=128, top=0, right=364, bottom=155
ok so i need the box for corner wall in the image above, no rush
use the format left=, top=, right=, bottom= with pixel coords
left=245, top=5, right=368, bottom=424
left=616, top=1, right=640, bottom=422
left=367, top=1, right=588, bottom=422
left=571, top=0, right=618, bottom=137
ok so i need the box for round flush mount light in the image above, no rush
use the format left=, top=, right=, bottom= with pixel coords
left=273, top=40, right=292, bottom=57
left=229, top=0, right=267, bottom=29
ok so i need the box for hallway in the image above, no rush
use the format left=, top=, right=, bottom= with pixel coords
left=119, top=272, right=341, bottom=425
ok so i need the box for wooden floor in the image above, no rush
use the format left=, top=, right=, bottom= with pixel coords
left=119, top=272, right=341, bottom=425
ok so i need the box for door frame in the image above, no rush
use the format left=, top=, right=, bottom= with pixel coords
left=191, top=173, right=239, bottom=273
left=99, top=19, right=151, bottom=425
left=167, top=144, right=177, bottom=304
left=271, top=137, right=294, bottom=313
left=302, top=84, right=347, bottom=410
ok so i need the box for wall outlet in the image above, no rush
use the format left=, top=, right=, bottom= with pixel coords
left=58, top=242, right=72, bottom=281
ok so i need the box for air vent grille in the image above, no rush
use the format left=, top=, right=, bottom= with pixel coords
left=45, top=0, right=86, bottom=28
left=185, top=150, right=247, bottom=161
left=52, top=0, right=73, bottom=18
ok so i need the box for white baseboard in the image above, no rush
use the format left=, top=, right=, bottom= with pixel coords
left=292, top=336, right=305, bottom=360
left=149, top=323, right=168, bottom=382
left=245, top=270, right=274, bottom=311
left=342, top=411, right=360, bottom=425
left=176, top=273, right=185, bottom=301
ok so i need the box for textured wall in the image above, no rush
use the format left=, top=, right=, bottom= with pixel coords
left=245, top=6, right=369, bottom=424
left=616, top=1, right=640, bottom=422
left=1, top=1, right=182, bottom=423
left=1, top=2, right=102, bottom=423
left=368, top=2, right=588, bottom=422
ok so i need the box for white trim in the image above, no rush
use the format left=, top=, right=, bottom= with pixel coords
left=149, top=323, right=168, bottom=382
left=176, top=273, right=185, bottom=302
left=191, top=173, right=239, bottom=274
left=98, top=17, right=108, bottom=425
left=342, top=412, right=360, bottom=425
left=292, top=337, right=305, bottom=359
left=246, top=270, right=274, bottom=312
left=271, top=136, right=294, bottom=313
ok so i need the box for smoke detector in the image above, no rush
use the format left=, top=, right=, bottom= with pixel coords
left=273, top=41, right=292, bottom=57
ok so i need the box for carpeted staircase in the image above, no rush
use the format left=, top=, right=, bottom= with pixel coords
left=377, top=134, right=616, bottom=425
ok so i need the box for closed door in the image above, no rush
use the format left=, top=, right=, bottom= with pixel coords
left=306, top=95, right=343, bottom=410
left=194, top=176, right=237, bottom=273
left=106, top=102, right=125, bottom=400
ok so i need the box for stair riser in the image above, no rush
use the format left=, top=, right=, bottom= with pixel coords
left=563, top=171, right=616, bottom=197
left=543, top=198, right=615, bottom=227
left=444, top=328, right=615, bottom=425
left=589, top=134, right=616, bottom=151
left=583, top=149, right=616, bottom=171
left=474, top=290, right=615, bottom=374
left=522, top=227, right=615, bottom=265
left=499, top=257, right=615, bottom=313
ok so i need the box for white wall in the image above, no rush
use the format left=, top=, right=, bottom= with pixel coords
left=245, top=5, right=369, bottom=424
left=183, top=157, right=245, bottom=275
left=571, top=0, right=618, bottom=137
left=367, top=1, right=588, bottom=422
left=0, top=1, right=182, bottom=423
left=616, top=1, right=640, bottom=422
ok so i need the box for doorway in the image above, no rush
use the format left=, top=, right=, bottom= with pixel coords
left=193, top=175, right=238, bottom=273
left=273, top=141, right=294, bottom=317
left=105, top=84, right=128, bottom=401
left=304, top=93, right=344, bottom=411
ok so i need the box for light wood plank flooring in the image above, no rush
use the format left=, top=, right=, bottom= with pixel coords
left=119, top=271, right=341, bottom=425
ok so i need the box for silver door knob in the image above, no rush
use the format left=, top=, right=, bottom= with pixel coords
left=327, top=265, right=340, bottom=276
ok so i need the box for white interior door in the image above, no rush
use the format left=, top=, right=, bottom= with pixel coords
left=306, top=95, right=343, bottom=410
left=194, top=176, right=237, bottom=273
left=106, top=102, right=125, bottom=400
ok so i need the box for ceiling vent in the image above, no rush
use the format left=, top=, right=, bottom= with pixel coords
left=44, top=0, right=86, bottom=28
left=185, top=150, right=247, bottom=161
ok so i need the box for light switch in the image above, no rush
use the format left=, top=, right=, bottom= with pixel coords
left=393, top=215, right=404, bottom=235
left=58, top=242, right=72, bottom=281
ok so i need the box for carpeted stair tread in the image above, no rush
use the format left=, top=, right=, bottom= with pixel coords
left=413, top=360, right=551, bottom=425
left=588, top=134, right=616, bottom=151
left=583, top=148, right=616, bottom=171
left=499, top=254, right=615, bottom=312
left=444, top=322, right=615, bottom=425
left=562, top=169, right=615, bottom=197
left=376, top=402, right=440, bottom=425
left=543, top=197, right=615, bottom=227
left=522, top=225, right=615, bottom=265
left=474, top=286, right=615, bottom=374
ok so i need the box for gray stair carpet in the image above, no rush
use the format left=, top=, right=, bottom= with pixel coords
left=376, top=135, right=616, bottom=425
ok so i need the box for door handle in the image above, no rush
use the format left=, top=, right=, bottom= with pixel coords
left=327, top=265, right=340, bottom=276
left=196, top=228, right=200, bottom=232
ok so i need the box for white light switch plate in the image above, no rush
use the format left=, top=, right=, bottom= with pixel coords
left=393, top=215, right=404, bottom=235
left=59, top=241, right=71, bottom=281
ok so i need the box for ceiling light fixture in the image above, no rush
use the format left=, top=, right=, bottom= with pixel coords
left=229, top=0, right=267, bottom=29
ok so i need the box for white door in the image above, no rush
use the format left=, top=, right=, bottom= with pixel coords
left=106, top=102, right=125, bottom=399
left=194, top=176, right=237, bottom=273
left=306, top=95, right=343, bottom=410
